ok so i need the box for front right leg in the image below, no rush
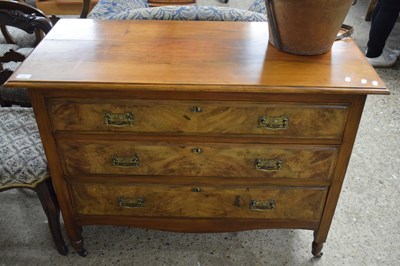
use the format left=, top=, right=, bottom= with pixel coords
left=311, top=241, right=324, bottom=258
left=70, top=237, right=88, bottom=257
left=67, top=224, right=88, bottom=257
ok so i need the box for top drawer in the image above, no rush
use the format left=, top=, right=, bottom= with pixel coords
left=48, top=99, right=348, bottom=139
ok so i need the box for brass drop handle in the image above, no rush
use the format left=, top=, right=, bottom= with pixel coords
left=118, top=197, right=144, bottom=208
left=250, top=199, right=276, bottom=211
left=254, top=158, right=283, bottom=172
left=112, top=154, right=140, bottom=168
left=104, top=112, right=134, bottom=127
left=258, top=115, right=288, bottom=130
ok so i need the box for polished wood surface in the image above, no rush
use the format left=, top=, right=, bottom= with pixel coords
left=8, top=19, right=388, bottom=94
left=6, top=19, right=389, bottom=258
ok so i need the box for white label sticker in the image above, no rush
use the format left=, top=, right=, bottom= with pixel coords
left=16, top=74, right=32, bottom=79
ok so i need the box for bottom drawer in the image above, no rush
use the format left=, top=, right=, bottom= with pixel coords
left=71, top=183, right=327, bottom=221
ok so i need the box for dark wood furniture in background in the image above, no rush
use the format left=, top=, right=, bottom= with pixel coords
left=6, top=19, right=389, bottom=257
left=0, top=0, right=54, bottom=46
left=35, top=0, right=196, bottom=18
left=0, top=0, right=54, bottom=106
left=148, top=0, right=196, bottom=6
left=36, top=0, right=97, bottom=17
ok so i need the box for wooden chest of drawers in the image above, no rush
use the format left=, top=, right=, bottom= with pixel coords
left=6, top=20, right=389, bottom=257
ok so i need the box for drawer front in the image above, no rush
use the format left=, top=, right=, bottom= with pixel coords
left=59, top=141, right=337, bottom=180
left=71, top=183, right=327, bottom=221
left=49, top=100, right=348, bottom=138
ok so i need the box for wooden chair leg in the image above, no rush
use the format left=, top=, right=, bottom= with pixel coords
left=35, top=178, right=68, bottom=255
left=0, top=25, right=16, bottom=44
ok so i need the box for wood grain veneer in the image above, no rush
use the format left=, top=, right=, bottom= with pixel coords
left=6, top=19, right=389, bottom=258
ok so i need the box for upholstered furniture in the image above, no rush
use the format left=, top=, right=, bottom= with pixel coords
left=87, top=0, right=148, bottom=19
left=148, top=0, right=196, bottom=7
left=6, top=19, right=389, bottom=257
left=87, top=0, right=267, bottom=21
left=0, top=0, right=53, bottom=106
left=0, top=47, right=32, bottom=106
left=0, top=107, right=68, bottom=255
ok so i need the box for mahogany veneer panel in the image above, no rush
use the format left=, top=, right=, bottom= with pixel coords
left=71, top=184, right=327, bottom=220
left=59, top=141, right=338, bottom=180
left=49, top=99, right=349, bottom=139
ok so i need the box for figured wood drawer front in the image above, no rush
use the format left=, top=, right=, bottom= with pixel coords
left=59, top=141, right=337, bottom=180
left=71, top=183, right=327, bottom=221
left=49, top=100, right=348, bottom=138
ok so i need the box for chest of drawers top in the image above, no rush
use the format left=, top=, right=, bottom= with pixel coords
left=6, top=19, right=388, bottom=95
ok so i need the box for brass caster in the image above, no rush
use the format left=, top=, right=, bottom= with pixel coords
left=313, top=252, right=323, bottom=258
left=311, top=241, right=324, bottom=258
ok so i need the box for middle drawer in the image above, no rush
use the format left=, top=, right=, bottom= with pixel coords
left=58, top=141, right=338, bottom=180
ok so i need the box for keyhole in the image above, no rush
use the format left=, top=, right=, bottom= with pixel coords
left=191, top=106, right=203, bottom=113
left=191, top=147, right=202, bottom=154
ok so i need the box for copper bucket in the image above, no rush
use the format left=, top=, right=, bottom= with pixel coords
left=265, top=0, right=353, bottom=55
